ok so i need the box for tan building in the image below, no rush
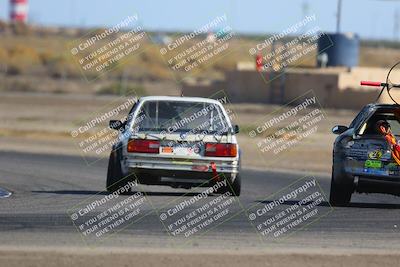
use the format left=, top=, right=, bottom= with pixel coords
left=182, top=66, right=400, bottom=110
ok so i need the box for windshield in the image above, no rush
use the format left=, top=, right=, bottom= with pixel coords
left=133, top=100, right=229, bottom=134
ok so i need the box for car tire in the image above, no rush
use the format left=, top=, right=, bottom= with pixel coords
left=228, top=174, right=241, bottom=197
left=329, top=167, right=352, bottom=207
left=106, top=150, right=130, bottom=193
left=214, top=175, right=241, bottom=196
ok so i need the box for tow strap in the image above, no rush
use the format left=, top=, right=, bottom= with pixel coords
left=380, top=126, right=400, bottom=165
left=210, top=162, right=220, bottom=181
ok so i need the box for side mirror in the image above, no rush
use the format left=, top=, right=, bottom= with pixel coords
left=332, top=125, right=348, bottom=135
left=233, top=125, right=240, bottom=134
left=109, top=120, right=123, bottom=130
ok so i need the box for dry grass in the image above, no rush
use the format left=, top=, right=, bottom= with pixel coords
left=1, top=27, right=399, bottom=84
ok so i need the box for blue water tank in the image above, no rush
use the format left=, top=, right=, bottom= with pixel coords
left=317, top=33, right=360, bottom=68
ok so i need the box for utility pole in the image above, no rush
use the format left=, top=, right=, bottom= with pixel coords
left=302, top=0, right=310, bottom=33
left=302, top=0, right=310, bottom=18
left=336, top=0, right=342, bottom=33
left=394, top=9, right=400, bottom=41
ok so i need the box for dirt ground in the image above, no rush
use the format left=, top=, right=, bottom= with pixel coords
left=0, top=91, right=356, bottom=174
left=0, top=247, right=399, bottom=267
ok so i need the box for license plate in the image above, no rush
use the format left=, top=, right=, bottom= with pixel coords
left=173, top=146, right=196, bottom=156
left=160, top=143, right=199, bottom=156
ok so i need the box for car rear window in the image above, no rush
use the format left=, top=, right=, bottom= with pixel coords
left=134, top=100, right=229, bottom=134
left=359, top=109, right=400, bottom=136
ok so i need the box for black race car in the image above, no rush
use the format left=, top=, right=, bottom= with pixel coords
left=331, top=103, right=400, bottom=206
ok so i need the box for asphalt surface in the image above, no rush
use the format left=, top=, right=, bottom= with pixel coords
left=0, top=151, right=399, bottom=251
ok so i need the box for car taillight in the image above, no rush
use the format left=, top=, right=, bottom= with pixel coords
left=127, top=139, right=160, bottom=153
left=205, top=143, right=237, bottom=157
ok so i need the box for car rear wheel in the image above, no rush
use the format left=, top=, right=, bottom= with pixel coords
left=329, top=167, right=352, bottom=207
left=228, top=174, right=241, bottom=197
left=106, top=150, right=131, bottom=193
left=216, top=175, right=241, bottom=196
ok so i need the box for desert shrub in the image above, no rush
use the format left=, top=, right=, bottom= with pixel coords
left=39, top=51, right=58, bottom=65
left=6, top=65, right=22, bottom=75
left=9, top=45, right=40, bottom=62
left=4, top=80, right=35, bottom=92
left=7, top=44, right=41, bottom=74
left=11, top=22, right=31, bottom=35
left=97, top=83, right=147, bottom=96
left=0, top=20, right=7, bottom=32
left=0, top=47, right=8, bottom=60
left=145, top=64, right=172, bottom=80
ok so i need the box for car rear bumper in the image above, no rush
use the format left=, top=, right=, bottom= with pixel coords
left=123, top=155, right=239, bottom=179
left=333, top=158, right=400, bottom=195
left=344, top=159, right=400, bottom=180
left=343, top=161, right=400, bottom=195
left=356, top=177, right=400, bottom=195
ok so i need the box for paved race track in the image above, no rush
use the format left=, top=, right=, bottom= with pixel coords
left=0, top=151, right=399, bottom=250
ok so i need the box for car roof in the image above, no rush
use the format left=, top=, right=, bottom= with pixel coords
left=139, top=96, right=223, bottom=105
left=365, top=103, right=400, bottom=109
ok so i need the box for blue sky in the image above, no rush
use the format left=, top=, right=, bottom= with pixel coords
left=1, top=0, right=400, bottom=40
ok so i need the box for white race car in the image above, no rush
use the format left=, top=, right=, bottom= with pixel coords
left=106, top=96, right=241, bottom=196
